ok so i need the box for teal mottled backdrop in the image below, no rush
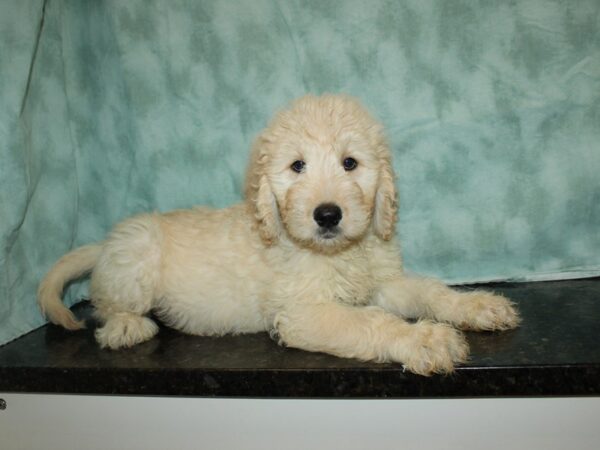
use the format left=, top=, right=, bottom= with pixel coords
left=1, top=0, right=599, bottom=344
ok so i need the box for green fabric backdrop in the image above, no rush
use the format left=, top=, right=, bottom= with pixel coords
left=1, top=0, right=599, bottom=345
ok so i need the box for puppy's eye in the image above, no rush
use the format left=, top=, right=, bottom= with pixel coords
left=290, top=160, right=306, bottom=173
left=343, top=157, right=358, bottom=171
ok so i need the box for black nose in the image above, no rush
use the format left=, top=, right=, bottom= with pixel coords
left=313, top=203, right=342, bottom=228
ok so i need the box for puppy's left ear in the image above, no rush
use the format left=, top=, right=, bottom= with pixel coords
left=244, top=136, right=281, bottom=245
left=373, top=151, right=398, bottom=241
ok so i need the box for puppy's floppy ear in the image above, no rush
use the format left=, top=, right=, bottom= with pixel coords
left=373, top=149, right=398, bottom=241
left=244, top=136, right=281, bottom=245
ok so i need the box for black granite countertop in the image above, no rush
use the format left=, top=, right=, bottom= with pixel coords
left=1, top=278, right=599, bottom=397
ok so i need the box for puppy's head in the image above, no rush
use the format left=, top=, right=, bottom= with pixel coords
left=245, top=94, right=397, bottom=252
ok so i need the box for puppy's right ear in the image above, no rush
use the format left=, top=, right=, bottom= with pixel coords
left=244, top=136, right=281, bottom=245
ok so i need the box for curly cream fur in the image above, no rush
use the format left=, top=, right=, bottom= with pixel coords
left=38, top=94, right=520, bottom=376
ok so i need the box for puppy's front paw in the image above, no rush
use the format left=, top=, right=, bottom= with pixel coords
left=457, top=291, right=521, bottom=331
left=397, top=322, right=469, bottom=376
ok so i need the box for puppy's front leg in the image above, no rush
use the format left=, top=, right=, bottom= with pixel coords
left=375, top=276, right=520, bottom=331
left=273, top=302, right=468, bottom=376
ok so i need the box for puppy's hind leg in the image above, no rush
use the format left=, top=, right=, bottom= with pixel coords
left=94, top=312, right=159, bottom=350
left=91, top=215, right=162, bottom=349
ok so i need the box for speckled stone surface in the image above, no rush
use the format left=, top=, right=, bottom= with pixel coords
left=1, top=278, right=599, bottom=397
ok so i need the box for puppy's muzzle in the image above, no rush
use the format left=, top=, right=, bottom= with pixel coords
left=313, top=203, right=342, bottom=237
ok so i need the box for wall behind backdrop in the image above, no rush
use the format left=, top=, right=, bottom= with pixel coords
left=1, top=0, right=599, bottom=345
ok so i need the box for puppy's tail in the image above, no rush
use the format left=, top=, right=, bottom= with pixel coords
left=38, top=244, right=102, bottom=330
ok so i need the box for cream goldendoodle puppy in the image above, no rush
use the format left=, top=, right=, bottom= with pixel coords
left=39, top=94, right=519, bottom=375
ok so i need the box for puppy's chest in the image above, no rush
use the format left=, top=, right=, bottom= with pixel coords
left=326, top=259, right=375, bottom=306
left=277, top=250, right=376, bottom=305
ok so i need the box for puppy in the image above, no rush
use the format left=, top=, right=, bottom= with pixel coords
left=39, top=94, right=519, bottom=375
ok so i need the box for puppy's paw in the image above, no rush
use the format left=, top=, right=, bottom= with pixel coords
left=457, top=291, right=521, bottom=331
left=397, top=322, right=469, bottom=376
left=95, top=313, right=159, bottom=349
